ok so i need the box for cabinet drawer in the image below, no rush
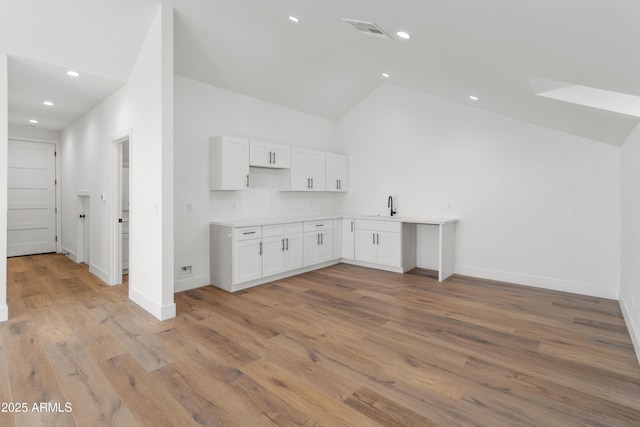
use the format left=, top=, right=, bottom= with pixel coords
left=262, top=224, right=284, bottom=237
left=284, top=222, right=303, bottom=234
left=304, top=220, right=334, bottom=232
left=232, top=226, right=262, bottom=241
left=355, top=219, right=401, bottom=233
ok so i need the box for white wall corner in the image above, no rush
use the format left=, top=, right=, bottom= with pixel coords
left=90, top=263, right=111, bottom=286
left=620, top=297, right=640, bottom=365
left=62, top=246, right=77, bottom=262
left=129, top=288, right=176, bottom=321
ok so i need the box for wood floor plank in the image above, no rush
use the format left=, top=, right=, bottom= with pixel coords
left=0, top=345, right=15, bottom=427
left=43, top=338, right=139, bottom=426
left=1, top=319, right=75, bottom=426
left=89, top=305, right=174, bottom=372
left=344, top=387, right=442, bottom=427
left=243, top=359, right=386, bottom=427
left=98, top=354, right=199, bottom=427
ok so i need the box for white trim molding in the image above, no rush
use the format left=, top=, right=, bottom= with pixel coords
left=620, top=298, right=640, bottom=365
left=130, top=288, right=176, bottom=321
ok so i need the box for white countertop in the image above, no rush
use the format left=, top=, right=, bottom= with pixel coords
left=210, top=213, right=458, bottom=227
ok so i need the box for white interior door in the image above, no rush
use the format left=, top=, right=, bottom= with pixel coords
left=81, top=197, right=90, bottom=265
left=7, top=140, right=57, bottom=256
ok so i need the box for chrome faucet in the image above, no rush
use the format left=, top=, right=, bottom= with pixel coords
left=388, top=195, right=396, bottom=217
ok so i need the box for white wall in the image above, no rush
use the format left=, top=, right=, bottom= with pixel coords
left=62, top=88, right=130, bottom=280
left=0, top=53, right=8, bottom=321
left=337, top=83, right=621, bottom=299
left=61, top=3, right=175, bottom=320
left=174, top=75, right=338, bottom=291
left=621, top=121, right=640, bottom=362
left=126, top=2, right=175, bottom=320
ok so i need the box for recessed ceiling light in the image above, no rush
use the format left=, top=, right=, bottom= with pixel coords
left=29, top=119, right=38, bottom=124
left=469, top=95, right=479, bottom=101
left=289, top=16, right=300, bottom=23
left=396, top=31, right=411, bottom=40
left=43, top=101, right=54, bottom=106
left=66, top=70, right=79, bottom=77
left=382, top=73, right=390, bottom=78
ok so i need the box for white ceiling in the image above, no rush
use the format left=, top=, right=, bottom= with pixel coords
left=3, top=0, right=640, bottom=145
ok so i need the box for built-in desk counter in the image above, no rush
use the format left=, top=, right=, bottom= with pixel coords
left=343, top=215, right=458, bottom=281
left=210, top=214, right=458, bottom=292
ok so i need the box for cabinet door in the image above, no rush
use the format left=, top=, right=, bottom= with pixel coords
left=210, top=136, right=249, bottom=191
left=325, top=153, right=348, bottom=192
left=232, top=239, right=262, bottom=284
left=318, top=231, right=333, bottom=263
left=308, top=151, right=326, bottom=191
left=303, top=232, right=320, bottom=266
left=355, top=229, right=377, bottom=263
left=262, top=235, right=285, bottom=277
left=341, top=218, right=355, bottom=260
left=284, top=233, right=304, bottom=271
left=290, top=148, right=310, bottom=191
left=272, top=145, right=291, bottom=168
left=376, top=231, right=402, bottom=267
left=249, top=140, right=272, bottom=167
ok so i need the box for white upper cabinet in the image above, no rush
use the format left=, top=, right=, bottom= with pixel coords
left=249, top=140, right=291, bottom=168
left=210, top=136, right=250, bottom=191
left=286, top=148, right=326, bottom=191
left=325, top=153, right=349, bottom=192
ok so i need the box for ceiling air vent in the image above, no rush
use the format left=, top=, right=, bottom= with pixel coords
left=342, top=19, right=393, bottom=40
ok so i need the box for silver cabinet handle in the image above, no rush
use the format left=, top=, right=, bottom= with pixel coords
left=320, top=233, right=323, bottom=245
left=243, top=231, right=255, bottom=235
left=377, top=234, right=379, bottom=245
left=259, top=241, right=262, bottom=255
left=311, top=178, right=313, bottom=188
left=282, top=238, right=285, bottom=251
left=269, top=152, right=272, bottom=164
left=246, top=174, right=250, bottom=187
left=307, top=178, right=310, bottom=189
left=317, top=233, right=320, bottom=245
left=336, top=179, right=339, bottom=189
left=373, top=233, right=375, bottom=244
left=286, top=238, right=289, bottom=250
left=273, top=152, right=276, bottom=164
left=351, top=221, right=354, bottom=232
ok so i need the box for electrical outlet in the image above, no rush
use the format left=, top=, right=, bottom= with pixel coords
left=570, top=203, right=579, bottom=214
left=181, top=265, right=192, bottom=275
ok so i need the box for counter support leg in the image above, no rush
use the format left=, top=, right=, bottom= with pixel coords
left=438, top=222, right=456, bottom=281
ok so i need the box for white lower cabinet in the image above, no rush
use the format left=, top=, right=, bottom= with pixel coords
left=263, top=223, right=303, bottom=275
left=354, top=220, right=402, bottom=268
left=284, top=232, right=304, bottom=271
left=302, top=220, right=333, bottom=267
left=232, top=238, right=262, bottom=285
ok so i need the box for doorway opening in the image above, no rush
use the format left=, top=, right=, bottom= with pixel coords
left=110, top=130, right=131, bottom=286
left=76, top=195, right=90, bottom=265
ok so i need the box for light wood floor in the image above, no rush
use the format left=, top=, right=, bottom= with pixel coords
left=1, top=254, right=639, bottom=426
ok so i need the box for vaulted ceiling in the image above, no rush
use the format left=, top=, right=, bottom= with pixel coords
left=3, top=0, right=640, bottom=145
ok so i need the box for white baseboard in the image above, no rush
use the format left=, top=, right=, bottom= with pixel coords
left=620, top=297, right=640, bottom=366
left=129, top=288, right=176, bottom=321
left=174, top=274, right=211, bottom=293
left=0, top=304, right=7, bottom=322
left=455, top=264, right=618, bottom=300
left=62, top=246, right=76, bottom=262
left=90, top=263, right=110, bottom=285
